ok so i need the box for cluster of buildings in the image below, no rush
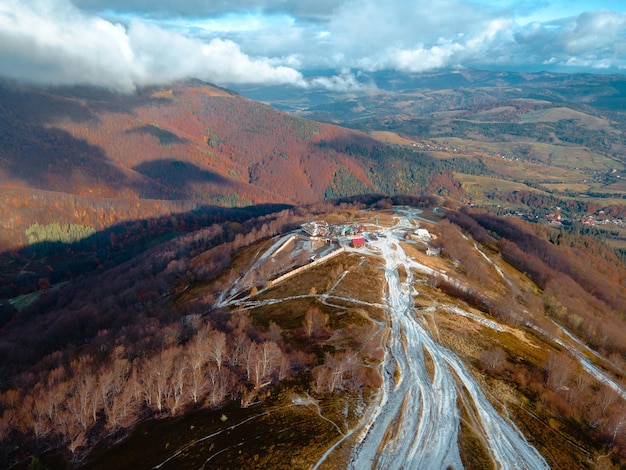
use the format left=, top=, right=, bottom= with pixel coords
left=300, top=220, right=440, bottom=255
left=580, top=213, right=626, bottom=227
left=301, top=220, right=369, bottom=247
left=548, top=210, right=625, bottom=228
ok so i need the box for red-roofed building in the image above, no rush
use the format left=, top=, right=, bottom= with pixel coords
left=351, top=237, right=366, bottom=247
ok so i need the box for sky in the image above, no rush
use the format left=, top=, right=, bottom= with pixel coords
left=1, top=0, right=626, bottom=92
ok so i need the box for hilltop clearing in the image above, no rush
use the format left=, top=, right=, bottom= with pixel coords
left=2, top=198, right=624, bottom=468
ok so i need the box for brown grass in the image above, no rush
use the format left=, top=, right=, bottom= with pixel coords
left=369, top=130, right=417, bottom=146
left=422, top=344, right=435, bottom=382
left=519, top=107, right=611, bottom=131
left=170, top=207, right=625, bottom=468
left=457, top=390, right=497, bottom=470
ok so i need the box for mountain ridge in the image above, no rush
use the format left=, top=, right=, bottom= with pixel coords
left=0, top=78, right=481, bottom=252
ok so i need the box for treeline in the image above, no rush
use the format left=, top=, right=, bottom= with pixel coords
left=323, top=139, right=490, bottom=196
left=495, top=189, right=600, bottom=216
left=0, top=202, right=292, bottom=300
left=493, top=188, right=626, bottom=219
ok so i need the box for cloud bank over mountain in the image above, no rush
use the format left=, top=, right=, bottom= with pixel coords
left=1, top=0, right=625, bottom=91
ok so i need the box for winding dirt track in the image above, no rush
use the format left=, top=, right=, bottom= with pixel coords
left=214, top=211, right=549, bottom=469
left=347, top=214, right=548, bottom=469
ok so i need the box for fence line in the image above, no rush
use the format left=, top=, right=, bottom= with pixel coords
left=267, top=246, right=345, bottom=287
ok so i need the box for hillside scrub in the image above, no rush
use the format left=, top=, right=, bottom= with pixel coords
left=1, top=199, right=625, bottom=467
left=445, top=208, right=626, bottom=358
left=0, top=198, right=389, bottom=467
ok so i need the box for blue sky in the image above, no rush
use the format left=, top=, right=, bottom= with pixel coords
left=1, top=0, right=625, bottom=91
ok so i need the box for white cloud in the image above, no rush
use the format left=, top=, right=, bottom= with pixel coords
left=0, top=0, right=305, bottom=91
left=306, top=73, right=373, bottom=92
left=0, top=0, right=137, bottom=90
left=514, top=9, right=626, bottom=70
left=565, top=10, right=626, bottom=54
left=1, top=0, right=626, bottom=92
left=198, top=38, right=306, bottom=85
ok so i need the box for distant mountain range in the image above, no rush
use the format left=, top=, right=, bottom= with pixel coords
left=235, top=68, right=626, bottom=117
left=3, top=69, right=626, bottom=278
left=236, top=69, right=626, bottom=249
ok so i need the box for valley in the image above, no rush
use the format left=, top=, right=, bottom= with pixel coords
left=237, top=70, right=626, bottom=255
left=3, top=0, right=626, bottom=466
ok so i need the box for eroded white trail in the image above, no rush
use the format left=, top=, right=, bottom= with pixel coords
left=348, top=220, right=548, bottom=470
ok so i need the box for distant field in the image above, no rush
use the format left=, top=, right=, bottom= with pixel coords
left=456, top=174, right=534, bottom=193
left=540, top=182, right=591, bottom=193
left=456, top=172, right=626, bottom=217
left=455, top=173, right=539, bottom=206
left=369, top=130, right=417, bottom=146
left=433, top=137, right=616, bottom=171
left=488, top=159, right=585, bottom=184
left=519, top=107, right=611, bottom=131
left=470, top=106, right=516, bottom=121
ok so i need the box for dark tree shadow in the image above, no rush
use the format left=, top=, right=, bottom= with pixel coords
left=0, top=118, right=130, bottom=192
left=133, top=159, right=230, bottom=199
left=126, top=125, right=189, bottom=146
left=0, top=80, right=142, bottom=191
left=0, top=80, right=194, bottom=196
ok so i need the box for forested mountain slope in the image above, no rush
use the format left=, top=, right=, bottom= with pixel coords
left=0, top=80, right=484, bottom=252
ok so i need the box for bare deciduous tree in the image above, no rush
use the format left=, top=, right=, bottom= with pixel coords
left=313, top=351, right=358, bottom=393
left=259, top=341, right=283, bottom=383
left=208, top=330, right=227, bottom=371
left=303, top=306, right=327, bottom=339
left=545, top=353, right=576, bottom=392
left=67, top=374, right=97, bottom=430
left=107, top=378, right=140, bottom=430
left=479, top=348, right=506, bottom=374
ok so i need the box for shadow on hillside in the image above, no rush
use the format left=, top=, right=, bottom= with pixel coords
left=126, top=125, right=190, bottom=146
left=0, top=80, right=238, bottom=200
left=0, top=124, right=131, bottom=192
left=0, top=201, right=293, bottom=316
left=315, top=131, right=380, bottom=152
left=133, top=159, right=230, bottom=199
left=0, top=81, right=152, bottom=193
